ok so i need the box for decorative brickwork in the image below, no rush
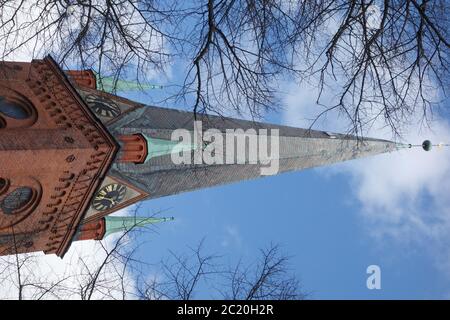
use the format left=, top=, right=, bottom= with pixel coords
left=73, top=218, right=106, bottom=241
left=117, top=134, right=147, bottom=164
left=65, top=70, right=97, bottom=89
left=0, top=57, right=117, bottom=257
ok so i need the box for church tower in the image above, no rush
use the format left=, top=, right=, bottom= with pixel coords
left=0, top=56, right=412, bottom=256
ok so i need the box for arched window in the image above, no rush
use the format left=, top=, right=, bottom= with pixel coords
left=0, top=178, right=9, bottom=196
left=0, top=186, right=35, bottom=215
left=0, top=89, right=37, bottom=129
left=0, top=97, right=30, bottom=119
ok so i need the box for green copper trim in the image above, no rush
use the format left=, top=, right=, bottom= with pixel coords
left=143, top=134, right=196, bottom=162
left=95, top=73, right=163, bottom=92
left=104, top=216, right=174, bottom=238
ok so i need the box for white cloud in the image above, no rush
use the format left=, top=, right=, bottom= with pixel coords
left=339, top=122, right=450, bottom=280
left=282, top=80, right=450, bottom=281
left=221, top=225, right=243, bottom=248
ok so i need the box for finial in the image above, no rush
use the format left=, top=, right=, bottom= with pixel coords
left=422, top=140, right=432, bottom=151
left=398, top=140, right=449, bottom=151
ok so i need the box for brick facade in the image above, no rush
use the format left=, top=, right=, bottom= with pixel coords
left=0, top=57, right=117, bottom=257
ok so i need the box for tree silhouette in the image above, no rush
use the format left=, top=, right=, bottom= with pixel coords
left=1, top=0, right=448, bottom=136
left=0, top=208, right=306, bottom=300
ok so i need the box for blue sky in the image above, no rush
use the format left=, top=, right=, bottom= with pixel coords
left=117, top=84, right=450, bottom=299
left=4, top=46, right=448, bottom=301
left=136, top=165, right=447, bottom=299
left=101, top=31, right=450, bottom=297
left=102, top=32, right=450, bottom=297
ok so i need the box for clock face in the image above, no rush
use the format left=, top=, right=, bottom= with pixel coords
left=92, top=183, right=127, bottom=211
left=85, top=95, right=121, bottom=118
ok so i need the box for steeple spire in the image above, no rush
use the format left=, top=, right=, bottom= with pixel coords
left=72, top=77, right=443, bottom=204
left=103, top=103, right=407, bottom=201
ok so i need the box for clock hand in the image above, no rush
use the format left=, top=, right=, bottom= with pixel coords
left=103, top=196, right=118, bottom=205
